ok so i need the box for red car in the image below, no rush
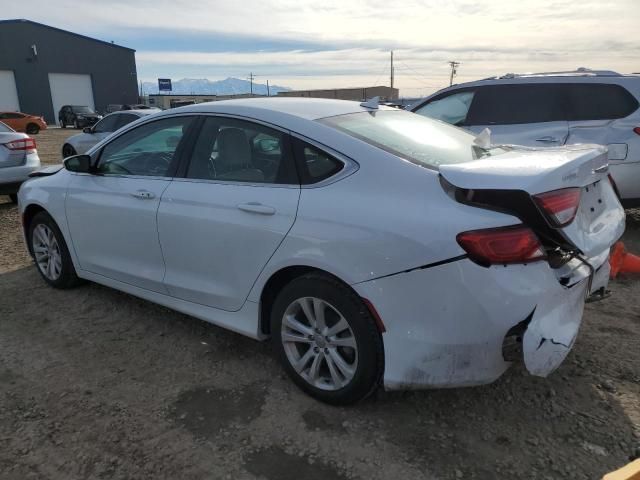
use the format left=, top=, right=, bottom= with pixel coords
left=0, top=112, right=47, bottom=134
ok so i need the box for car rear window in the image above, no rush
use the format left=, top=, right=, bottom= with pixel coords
left=318, top=110, right=495, bottom=168
left=564, top=83, right=639, bottom=120
left=0, top=122, right=12, bottom=132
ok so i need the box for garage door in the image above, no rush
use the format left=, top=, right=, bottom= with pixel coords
left=0, top=70, right=20, bottom=111
left=48, top=73, right=95, bottom=125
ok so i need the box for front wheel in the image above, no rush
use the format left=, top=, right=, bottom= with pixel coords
left=271, top=273, right=384, bottom=405
left=26, top=123, right=40, bottom=134
left=29, top=212, right=81, bottom=289
left=62, top=144, right=77, bottom=158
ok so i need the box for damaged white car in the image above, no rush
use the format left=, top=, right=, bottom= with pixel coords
left=18, top=98, right=625, bottom=404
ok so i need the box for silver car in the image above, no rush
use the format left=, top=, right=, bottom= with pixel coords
left=0, top=121, right=40, bottom=203
left=62, top=109, right=157, bottom=157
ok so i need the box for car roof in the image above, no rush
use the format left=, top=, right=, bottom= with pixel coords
left=113, top=109, right=156, bottom=116
left=169, top=97, right=397, bottom=123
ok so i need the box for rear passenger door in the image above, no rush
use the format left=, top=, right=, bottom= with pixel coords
left=157, top=116, right=300, bottom=311
left=563, top=83, right=639, bottom=161
left=464, top=84, right=569, bottom=147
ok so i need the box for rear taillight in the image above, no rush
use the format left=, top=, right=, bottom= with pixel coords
left=456, top=225, right=546, bottom=266
left=533, top=187, right=581, bottom=227
left=633, top=127, right=640, bottom=136
left=3, top=138, right=36, bottom=152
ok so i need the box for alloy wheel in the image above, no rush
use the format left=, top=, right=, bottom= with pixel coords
left=32, top=224, right=63, bottom=281
left=281, top=297, right=358, bottom=391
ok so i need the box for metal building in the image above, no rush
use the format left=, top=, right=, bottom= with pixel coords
left=277, top=86, right=399, bottom=102
left=0, top=19, right=138, bottom=124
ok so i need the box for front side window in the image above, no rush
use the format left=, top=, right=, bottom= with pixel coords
left=92, top=114, right=120, bottom=133
left=467, top=84, right=563, bottom=125
left=414, top=91, right=475, bottom=126
left=319, top=110, right=498, bottom=168
left=4, top=112, right=24, bottom=119
left=96, top=116, right=193, bottom=177
left=185, top=117, right=297, bottom=184
left=115, top=114, right=140, bottom=130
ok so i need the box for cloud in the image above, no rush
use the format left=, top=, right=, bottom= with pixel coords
left=3, top=0, right=639, bottom=96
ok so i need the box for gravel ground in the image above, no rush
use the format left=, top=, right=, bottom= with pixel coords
left=0, top=132, right=639, bottom=479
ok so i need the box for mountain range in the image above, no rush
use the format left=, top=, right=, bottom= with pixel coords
left=140, top=77, right=291, bottom=96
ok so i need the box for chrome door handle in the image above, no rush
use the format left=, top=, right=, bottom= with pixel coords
left=535, top=136, right=560, bottom=143
left=593, top=164, right=609, bottom=174
left=130, top=190, right=155, bottom=200
left=237, top=202, right=276, bottom=215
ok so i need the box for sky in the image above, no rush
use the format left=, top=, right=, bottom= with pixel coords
left=3, top=0, right=639, bottom=97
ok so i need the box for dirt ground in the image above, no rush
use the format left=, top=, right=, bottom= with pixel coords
left=0, top=129, right=639, bottom=480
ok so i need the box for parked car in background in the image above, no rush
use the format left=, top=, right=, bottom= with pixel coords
left=58, top=105, right=102, bottom=129
left=105, top=104, right=159, bottom=115
left=18, top=98, right=624, bottom=404
left=61, top=109, right=156, bottom=157
left=411, top=68, right=640, bottom=207
left=0, top=112, right=47, bottom=134
left=0, top=121, right=40, bottom=202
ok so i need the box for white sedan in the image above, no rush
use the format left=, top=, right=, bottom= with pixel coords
left=18, top=98, right=625, bottom=404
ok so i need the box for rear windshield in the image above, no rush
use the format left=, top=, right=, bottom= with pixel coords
left=72, top=106, right=95, bottom=114
left=318, top=110, right=494, bottom=168
left=0, top=122, right=12, bottom=133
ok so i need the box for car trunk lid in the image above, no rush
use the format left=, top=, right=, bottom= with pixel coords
left=439, top=144, right=625, bottom=258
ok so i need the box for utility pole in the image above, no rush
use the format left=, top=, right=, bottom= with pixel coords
left=448, top=61, right=460, bottom=86
left=266, top=80, right=270, bottom=97
left=390, top=51, right=394, bottom=90
left=248, top=72, right=255, bottom=96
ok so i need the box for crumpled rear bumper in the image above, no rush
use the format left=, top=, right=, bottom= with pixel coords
left=352, top=250, right=610, bottom=390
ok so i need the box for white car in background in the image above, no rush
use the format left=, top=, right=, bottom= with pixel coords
left=61, top=109, right=157, bottom=157
left=411, top=68, right=640, bottom=207
left=0, top=121, right=40, bottom=203
left=18, top=98, right=624, bottom=404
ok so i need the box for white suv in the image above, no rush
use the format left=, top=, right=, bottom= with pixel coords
left=411, top=68, right=640, bottom=207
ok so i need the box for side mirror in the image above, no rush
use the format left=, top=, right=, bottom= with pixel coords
left=63, top=154, right=93, bottom=173
left=83, top=127, right=93, bottom=134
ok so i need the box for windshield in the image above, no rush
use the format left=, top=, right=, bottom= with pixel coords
left=318, top=110, right=502, bottom=168
left=72, top=106, right=95, bottom=114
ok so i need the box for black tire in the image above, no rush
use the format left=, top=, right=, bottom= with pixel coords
left=62, top=144, right=77, bottom=158
left=26, top=123, right=40, bottom=134
left=271, top=273, right=384, bottom=405
left=28, top=211, right=82, bottom=289
left=9, top=194, right=18, bottom=203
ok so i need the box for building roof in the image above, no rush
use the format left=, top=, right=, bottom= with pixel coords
left=0, top=19, right=135, bottom=52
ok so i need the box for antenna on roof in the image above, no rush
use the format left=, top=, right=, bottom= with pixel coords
left=360, top=96, right=380, bottom=109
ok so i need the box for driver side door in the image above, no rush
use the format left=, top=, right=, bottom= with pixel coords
left=65, top=115, right=196, bottom=293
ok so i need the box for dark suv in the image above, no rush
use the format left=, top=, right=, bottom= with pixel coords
left=58, top=105, right=102, bottom=129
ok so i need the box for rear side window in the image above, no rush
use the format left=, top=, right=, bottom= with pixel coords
left=564, top=84, right=638, bottom=120
left=292, top=138, right=343, bottom=184
left=467, top=84, right=563, bottom=125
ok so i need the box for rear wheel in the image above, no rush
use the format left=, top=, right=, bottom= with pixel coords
left=26, top=123, right=40, bottom=134
left=62, top=144, right=77, bottom=158
left=8, top=194, right=17, bottom=204
left=29, top=212, right=81, bottom=289
left=271, top=273, right=384, bottom=405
